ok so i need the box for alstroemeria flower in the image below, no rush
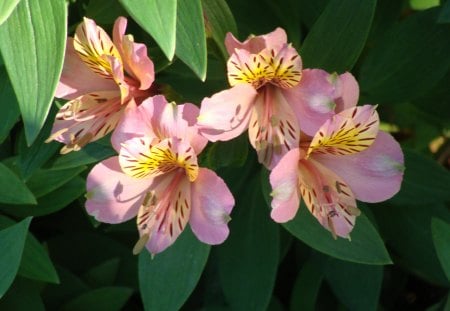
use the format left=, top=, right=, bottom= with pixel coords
left=85, top=96, right=234, bottom=254
left=270, top=105, right=404, bottom=238
left=47, top=16, right=155, bottom=153
left=197, top=28, right=358, bottom=169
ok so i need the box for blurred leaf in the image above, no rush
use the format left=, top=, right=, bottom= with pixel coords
left=410, top=0, right=439, bottom=10
left=0, top=215, right=59, bottom=284
left=360, top=8, right=450, bottom=103
left=26, top=166, right=86, bottom=198
left=139, top=228, right=210, bottom=311
left=61, top=286, right=133, bottom=311
left=300, top=0, right=376, bottom=72
left=438, top=0, right=450, bottom=23
left=369, top=0, right=404, bottom=42
left=218, top=176, right=279, bottom=311
left=0, top=277, right=45, bottom=311
left=389, top=149, right=450, bottom=205
left=374, top=203, right=450, bottom=285
left=0, top=217, right=31, bottom=298
left=0, top=0, right=20, bottom=26
left=431, top=218, right=450, bottom=281
left=290, top=253, right=325, bottom=311
left=0, top=67, right=20, bottom=144
left=119, top=0, right=177, bottom=60
left=82, top=258, right=121, bottom=287
left=206, top=134, right=249, bottom=169
left=324, top=259, right=383, bottom=311
left=0, top=0, right=67, bottom=144
left=261, top=169, right=391, bottom=265
left=298, top=0, right=329, bottom=28
left=0, top=162, right=36, bottom=205
left=50, top=142, right=115, bottom=170
left=202, top=0, right=238, bottom=60
left=175, top=0, right=207, bottom=80
left=85, top=0, right=127, bottom=25
left=0, top=176, right=85, bottom=217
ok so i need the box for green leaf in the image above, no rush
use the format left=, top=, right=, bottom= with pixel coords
left=260, top=169, right=391, bottom=265
left=0, top=162, right=36, bottom=205
left=298, top=0, right=329, bottom=28
left=218, top=176, right=279, bottom=311
left=202, top=0, right=238, bottom=60
left=0, top=217, right=32, bottom=298
left=374, top=203, right=450, bottom=285
left=0, top=0, right=20, bottom=25
left=0, top=67, right=20, bottom=144
left=119, top=0, right=177, bottom=60
left=26, top=166, right=86, bottom=198
left=86, top=0, right=127, bottom=25
left=139, top=228, right=210, bottom=311
left=0, top=277, right=45, bottom=311
left=410, top=0, right=439, bottom=10
left=206, top=134, right=249, bottom=169
left=360, top=8, right=450, bottom=103
left=0, top=0, right=67, bottom=144
left=324, top=259, right=383, bottom=311
left=389, top=149, right=450, bottom=205
left=431, top=218, right=450, bottom=281
left=300, top=0, right=376, bottom=72
left=50, top=142, right=115, bottom=170
left=61, top=286, right=133, bottom=311
left=438, top=0, right=450, bottom=23
left=175, top=0, right=207, bottom=80
left=82, top=258, right=121, bottom=287
left=290, top=253, right=326, bottom=311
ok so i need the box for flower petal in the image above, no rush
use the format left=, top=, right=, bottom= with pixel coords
left=314, top=131, right=404, bottom=203
left=197, top=84, right=257, bottom=142
left=270, top=148, right=301, bottom=222
left=225, top=27, right=287, bottom=55
left=248, top=87, right=300, bottom=169
left=335, top=72, right=359, bottom=112
left=56, top=38, right=118, bottom=100
left=307, top=105, right=379, bottom=157
left=48, top=91, right=123, bottom=153
left=189, top=168, right=234, bottom=245
left=85, top=156, right=150, bottom=223
left=112, top=16, right=155, bottom=90
left=299, top=158, right=360, bottom=238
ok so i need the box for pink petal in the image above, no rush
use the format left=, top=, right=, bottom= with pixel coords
left=225, top=27, right=288, bottom=55
left=85, top=157, right=151, bottom=223
left=112, top=16, right=155, bottom=90
left=335, top=72, right=359, bottom=112
left=314, top=131, right=404, bottom=203
left=270, top=148, right=301, bottom=222
left=189, top=168, right=234, bottom=245
left=283, top=69, right=338, bottom=136
left=197, top=84, right=257, bottom=142
left=56, top=38, right=117, bottom=100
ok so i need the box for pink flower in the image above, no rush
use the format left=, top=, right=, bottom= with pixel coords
left=47, top=17, right=155, bottom=153
left=270, top=105, right=404, bottom=238
left=197, top=28, right=358, bottom=169
left=85, top=96, right=234, bottom=254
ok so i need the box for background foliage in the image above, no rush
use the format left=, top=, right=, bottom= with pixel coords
left=0, top=0, right=449, bottom=310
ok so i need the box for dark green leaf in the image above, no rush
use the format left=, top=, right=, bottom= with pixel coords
left=218, top=176, right=279, bottom=311
left=26, top=166, right=86, bottom=198
left=389, top=149, right=450, bottom=205
left=431, top=218, right=450, bottom=281
left=260, top=169, right=391, bottom=265
left=0, top=217, right=32, bottom=298
left=0, top=277, right=45, bottom=311
left=202, top=0, right=238, bottom=60
left=139, top=228, right=210, bottom=311
left=0, top=67, right=20, bottom=144
left=298, top=0, right=329, bottom=28
left=360, top=8, right=450, bottom=103
left=50, top=142, right=115, bottom=170
left=324, top=259, right=383, bottom=311
left=119, top=0, right=177, bottom=60
left=0, top=0, right=67, bottom=144
left=0, top=162, right=36, bottom=205
left=206, top=134, right=249, bottom=169
left=438, top=0, right=450, bottom=23
left=176, top=0, right=207, bottom=80
left=86, top=0, right=127, bottom=25
left=300, top=0, right=376, bottom=72
left=82, top=258, right=121, bottom=287
left=374, top=203, right=450, bottom=286
left=0, top=0, right=20, bottom=25
left=61, top=286, right=133, bottom=311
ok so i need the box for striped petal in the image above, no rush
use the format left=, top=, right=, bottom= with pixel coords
left=225, top=27, right=288, bottom=55
left=299, top=158, right=360, bottom=239
left=307, top=105, right=379, bottom=158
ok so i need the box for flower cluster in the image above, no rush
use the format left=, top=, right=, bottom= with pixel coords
left=48, top=17, right=404, bottom=254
